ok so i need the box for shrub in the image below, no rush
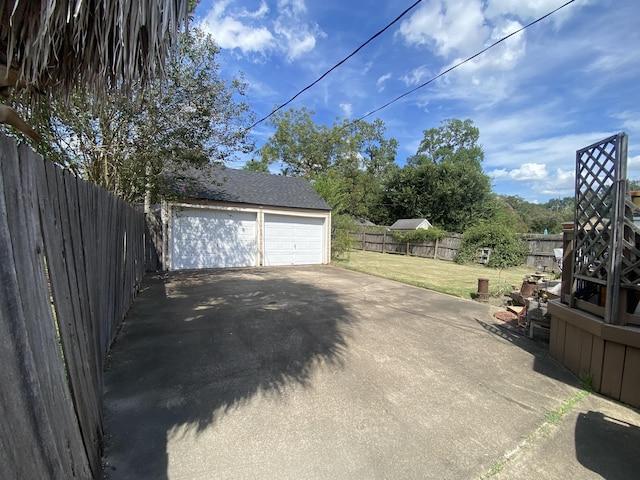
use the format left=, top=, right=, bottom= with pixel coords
left=456, top=223, right=528, bottom=268
left=391, top=226, right=447, bottom=243
left=331, top=213, right=355, bottom=259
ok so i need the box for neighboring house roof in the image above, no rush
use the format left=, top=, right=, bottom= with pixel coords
left=167, top=166, right=331, bottom=211
left=390, top=218, right=432, bottom=230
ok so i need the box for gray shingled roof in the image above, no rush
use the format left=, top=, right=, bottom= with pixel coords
left=390, top=218, right=431, bottom=230
left=167, top=166, right=331, bottom=211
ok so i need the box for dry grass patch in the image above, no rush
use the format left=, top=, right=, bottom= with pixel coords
left=333, top=250, right=534, bottom=299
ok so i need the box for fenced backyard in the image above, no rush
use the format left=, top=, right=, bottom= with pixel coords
left=351, top=229, right=563, bottom=271
left=0, top=134, right=153, bottom=479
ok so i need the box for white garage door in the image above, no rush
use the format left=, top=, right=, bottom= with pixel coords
left=264, top=214, right=325, bottom=266
left=171, top=208, right=257, bottom=269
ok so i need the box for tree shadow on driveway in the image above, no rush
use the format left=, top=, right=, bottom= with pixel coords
left=102, top=268, right=356, bottom=479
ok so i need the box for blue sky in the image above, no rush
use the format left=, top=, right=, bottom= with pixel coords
left=193, top=0, right=640, bottom=203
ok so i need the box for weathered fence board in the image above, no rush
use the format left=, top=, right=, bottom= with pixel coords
left=351, top=229, right=563, bottom=269
left=1, top=137, right=90, bottom=478
left=521, top=234, right=563, bottom=270
left=1, top=133, right=147, bottom=479
left=352, top=230, right=463, bottom=261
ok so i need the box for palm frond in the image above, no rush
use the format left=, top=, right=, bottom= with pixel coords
left=1, top=0, right=190, bottom=99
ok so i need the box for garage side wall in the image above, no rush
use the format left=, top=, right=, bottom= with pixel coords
left=164, top=201, right=331, bottom=270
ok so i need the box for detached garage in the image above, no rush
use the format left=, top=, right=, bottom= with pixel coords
left=162, top=167, right=331, bottom=270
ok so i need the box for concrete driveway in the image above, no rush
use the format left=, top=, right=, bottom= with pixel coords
left=103, top=266, right=640, bottom=479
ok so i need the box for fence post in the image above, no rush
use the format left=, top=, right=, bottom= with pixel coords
left=382, top=230, right=386, bottom=254
left=361, top=226, right=366, bottom=251
left=434, top=237, right=439, bottom=260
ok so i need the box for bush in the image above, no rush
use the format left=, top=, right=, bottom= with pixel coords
left=331, top=214, right=355, bottom=259
left=456, top=223, right=528, bottom=268
left=391, top=226, right=447, bottom=243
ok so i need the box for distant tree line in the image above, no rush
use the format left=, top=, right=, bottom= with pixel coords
left=249, top=109, right=575, bottom=235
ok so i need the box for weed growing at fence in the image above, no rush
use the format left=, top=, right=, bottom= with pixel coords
left=580, top=372, right=594, bottom=392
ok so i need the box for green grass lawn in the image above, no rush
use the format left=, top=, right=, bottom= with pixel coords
left=333, top=250, right=536, bottom=299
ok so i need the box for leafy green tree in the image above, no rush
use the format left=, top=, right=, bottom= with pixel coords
left=260, top=107, right=338, bottom=178
left=492, top=196, right=529, bottom=233
left=331, top=119, right=398, bottom=223
left=412, top=118, right=483, bottom=165
left=628, top=179, right=640, bottom=191
left=243, top=159, right=270, bottom=173
left=546, top=196, right=574, bottom=213
left=261, top=108, right=398, bottom=223
left=40, top=28, right=254, bottom=203
left=382, top=117, right=494, bottom=232
left=312, top=173, right=355, bottom=258
left=498, top=195, right=574, bottom=233
left=336, top=118, right=398, bottom=179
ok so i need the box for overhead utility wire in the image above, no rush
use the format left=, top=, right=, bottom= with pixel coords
left=245, top=0, right=424, bottom=131
left=355, top=0, right=576, bottom=122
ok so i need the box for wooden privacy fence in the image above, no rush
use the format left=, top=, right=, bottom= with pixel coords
left=0, top=134, right=146, bottom=479
left=352, top=230, right=462, bottom=261
left=521, top=234, right=563, bottom=270
left=351, top=230, right=563, bottom=270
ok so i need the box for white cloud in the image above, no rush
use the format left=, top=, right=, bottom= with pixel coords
left=376, top=73, right=392, bottom=92
left=459, top=19, right=526, bottom=74
left=239, top=1, right=269, bottom=18
left=628, top=155, right=640, bottom=181
left=538, top=169, right=575, bottom=196
left=274, top=21, right=318, bottom=61
left=490, top=162, right=548, bottom=181
left=395, top=2, right=528, bottom=108
left=484, top=0, right=594, bottom=27
left=489, top=163, right=575, bottom=198
left=496, top=132, right=615, bottom=166
left=485, top=132, right=618, bottom=199
left=398, top=0, right=488, bottom=57
left=401, top=65, right=431, bottom=86
left=277, top=0, right=307, bottom=16
left=612, top=111, right=640, bottom=137
left=428, top=16, right=529, bottom=107
left=394, top=0, right=596, bottom=109
left=339, top=103, right=353, bottom=118
left=274, top=0, right=324, bottom=61
left=200, top=1, right=275, bottom=55
left=199, top=0, right=323, bottom=62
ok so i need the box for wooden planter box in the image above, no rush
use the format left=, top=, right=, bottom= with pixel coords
left=550, top=221, right=640, bottom=408
left=549, top=301, right=640, bottom=408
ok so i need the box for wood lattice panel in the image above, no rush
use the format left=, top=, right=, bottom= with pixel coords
left=572, top=133, right=628, bottom=323
left=573, top=137, right=617, bottom=283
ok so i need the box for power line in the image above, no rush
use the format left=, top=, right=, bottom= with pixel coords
left=355, top=0, right=576, bottom=122
left=245, top=0, right=424, bottom=131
